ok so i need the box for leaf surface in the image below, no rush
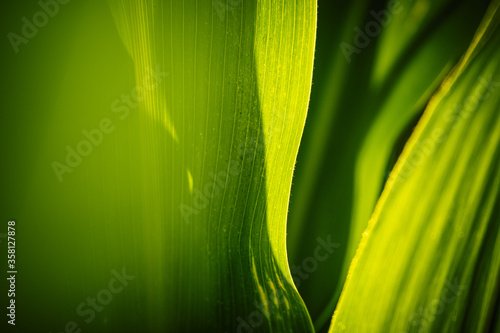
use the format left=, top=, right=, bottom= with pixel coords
left=108, top=0, right=318, bottom=331
left=330, top=2, right=500, bottom=331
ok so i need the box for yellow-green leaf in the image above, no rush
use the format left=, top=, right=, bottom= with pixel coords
left=330, top=1, right=500, bottom=331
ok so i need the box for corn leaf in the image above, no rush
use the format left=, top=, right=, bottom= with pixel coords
left=287, top=0, right=491, bottom=330
left=108, top=0, right=317, bottom=331
left=330, top=1, right=500, bottom=331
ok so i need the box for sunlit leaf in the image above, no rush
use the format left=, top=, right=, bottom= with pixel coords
left=108, top=0, right=317, bottom=331
left=287, top=0, right=491, bottom=330
left=330, top=2, right=500, bottom=331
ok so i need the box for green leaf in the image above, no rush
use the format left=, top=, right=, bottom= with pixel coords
left=108, top=0, right=317, bottom=331
left=329, top=1, right=500, bottom=331
left=287, top=0, right=492, bottom=329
